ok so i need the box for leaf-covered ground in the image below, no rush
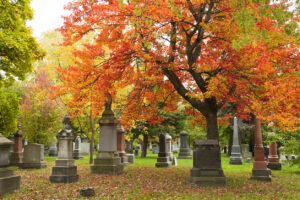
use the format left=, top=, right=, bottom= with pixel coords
left=1, top=153, right=299, bottom=199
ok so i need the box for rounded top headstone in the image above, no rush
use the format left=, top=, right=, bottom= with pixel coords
left=180, top=131, right=188, bottom=135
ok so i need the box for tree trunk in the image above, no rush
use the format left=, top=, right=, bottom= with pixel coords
left=205, top=112, right=219, bottom=140
left=89, top=110, right=96, bottom=164
left=228, top=127, right=233, bottom=156
left=141, top=133, right=148, bottom=158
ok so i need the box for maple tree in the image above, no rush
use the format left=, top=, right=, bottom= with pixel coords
left=55, top=0, right=299, bottom=140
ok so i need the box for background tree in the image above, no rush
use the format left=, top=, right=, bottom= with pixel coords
left=0, top=0, right=44, bottom=87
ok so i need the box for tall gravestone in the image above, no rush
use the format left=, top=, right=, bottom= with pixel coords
left=230, top=117, right=243, bottom=165
left=178, top=131, right=192, bottom=159
left=91, top=94, right=123, bottom=174
left=20, top=144, right=47, bottom=169
left=50, top=114, right=79, bottom=183
left=10, top=124, right=23, bottom=166
left=73, top=136, right=83, bottom=160
left=155, top=133, right=172, bottom=168
left=267, top=142, right=281, bottom=170
left=190, top=140, right=226, bottom=187
left=251, top=118, right=271, bottom=181
left=0, top=133, right=21, bottom=195
left=117, top=123, right=129, bottom=166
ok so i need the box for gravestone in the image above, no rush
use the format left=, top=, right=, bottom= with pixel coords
left=178, top=131, right=192, bottom=159
left=155, top=133, right=172, bottom=168
left=267, top=142, right=281, bottom=170
left=125, top=140, right=133, bottom=154
left=230, top=117, right=243, bottom=165
left=91, top=94, right=123, bottom=175
left=152, top=144, right=159, bottom=154
left=81, top=135, right=90, bottom=155
left=127, top=154, right=135, bottom=164
left=117, top=123, right=129, bottom=166
left=165, top=134, right=174, bottom=162
left=50, top=114, right=79, bottom=183
left=0, top=133, right=21, bottom=195
left=241, top=144, right=252, bottom=161
left=20, top=144, right=47, bottom=169
left=10, top=124, right=23, bottom=166
left=48, top=141, right=58, bottom=156
left=73, top=135, right=83, bottom=160
left=190, top=140, right=226, bottom=187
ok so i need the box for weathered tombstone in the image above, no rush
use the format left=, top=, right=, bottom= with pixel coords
left=10, top=124, right=23, bottom=166
left=134, top=148, right=139, bottom=156
left=117, top=123, right=129, bottom=166
left=125, top=140, right=133, bottom=154
left=20, top=144, right=47, bottom=169
left=152, top=144, right=159, bottom=154
left=50, top=114, right=79, bottom=183
left=241, top=144, right=252, bottom=160
left=73, top=135, right=83, bottom=160
left=48, top=141, right=58, bottom=156
left=127, top=154, right=135, bottom=164
left=230, top=117, right=243, bottom=165
left=267, top=142, right=281, bottom=170
left=81, top=135, right=90, bottom=155
left=155, top=133, right=172, bottom=168
left=0, top=133, right=21, bottom=195
left=178, top=131, right=192, bottom=159
left=91, top=94, right=123, bottom=174
left=190, top=140, right=226, bottom=187
left=165, top=134, right=174, bottom=162
left=251, top=118, right=271, bottom=181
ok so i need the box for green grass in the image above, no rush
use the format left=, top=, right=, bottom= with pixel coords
left=1, top=152, right=299, bottom=199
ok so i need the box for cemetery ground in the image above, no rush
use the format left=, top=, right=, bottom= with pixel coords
left=2, top=153, right=299, bottom=200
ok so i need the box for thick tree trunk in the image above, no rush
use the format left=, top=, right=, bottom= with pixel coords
left=205, top=112, right=219, bottom=140
left=141, top=133, right=148, bottom=158
left=228, top=128, right=233, bottom=156
left=89, top=110, right=95, bottom=164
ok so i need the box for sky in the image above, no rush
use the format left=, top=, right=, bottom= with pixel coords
left=27, top=0, right=72, bottom=38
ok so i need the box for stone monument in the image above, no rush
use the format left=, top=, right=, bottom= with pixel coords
left=9, top=124, right=23, bottom=166
left=178, top=131, right=192, bottom=159
left=152, top=144, right=159, bottom=154
left=0, top=133, right=21, bottom=195
left=73, top=135, right=83, bottom=160
left=241, top=144, right=252, bottom=162
left=230, top=117, right=243, bottom=165
left=190, top=140, right=226, bottom=187
left=48, top=141, right=58, bottom=156
left=155, top=133, right=172, bottom=168
left=251, top=117, right=271, bottom=181
left=20, top=144, right=47, bottom=169
left=267, top=142, right=281, bottom=170
left=81, top=135, right=90, bottom=155
left=91, top=94, right=124, bottom=174
left=117, top=123, right=129, bottom=166
left=165, top=134, right=174, bottom=162
left=125, top=140, right=135, bottom=164
left=50, top=114, right=79, bottom=183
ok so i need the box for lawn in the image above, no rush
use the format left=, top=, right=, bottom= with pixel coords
left=1, top=152, right=299, bottom=200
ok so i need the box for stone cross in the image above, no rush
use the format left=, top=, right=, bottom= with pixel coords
left=229, top=117, right=243, bottom=165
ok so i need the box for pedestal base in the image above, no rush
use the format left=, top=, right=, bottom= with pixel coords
left=50, top=166, right=79, bottom=183
left=229, top=156, right=243, bottom=165
left=155, top=157, right=172, bottom=168
left=267, top=162, right=282, bottom=170
left=178, top=148, right=192, bottom=159
left=91, top=152, right=124, bottom=175
left=0, top=168, right=20, bottom=195
left=9, top=157, right=23, bottom=166
left=251, top=169, right=271, bottom=181
left=127, top=154, right=135, bottom=164
left=190, top=168, right=226, bottom=187
left=20, top=161, right=47, bottom=169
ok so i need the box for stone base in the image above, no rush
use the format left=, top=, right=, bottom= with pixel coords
left=0, top=168, right=21, bottom=195
left=127, top=154, right=135, bottom=164
left=48, top=150, right=58, bottom=157
left=120, top=156, right=130, bottom=166
left=251, top=169, right=271, bottom=181
left=91, top=152, right=124, bottom=175
left=190, top=168, right=226, bottom=187
left=9, top=157, right=23, bottom=166
left=155, top=157, right=172, bottom=168
left=267, top=162, right=282, bottom=170
left=229, top=156, right=243, bottom=165
left=178, top=155, right=192, bottom=159
left=50, top=166, right=79, bottom=183
left=73, top=150, right=83, bottom=160
left=20, top=161, right=47, bottom=169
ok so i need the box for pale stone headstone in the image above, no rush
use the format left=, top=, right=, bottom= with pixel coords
left=178, top=131, right=192, bottom=159
left=91, top=95, right=123, bottom=175
left=81, top=135, right=90, bottom=155
left=117, top=123, right=129, bottom=166
left=230, top=117, right=243, bottom=165
left=155, top=133, right=172, bottom=168
left=48, top=141, right=58, bottom=156
left=73, top=135, right=83, bottom=160
left=20, top=144, right=47, bottom=169
left=241, top=144, right=252, bottom=161
left=0, top=133, right=21, bottom=195
left=190, top=140, right=226, bottom=187
left=50, top=114, right=79, bottom=183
